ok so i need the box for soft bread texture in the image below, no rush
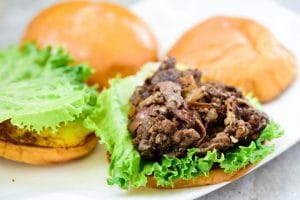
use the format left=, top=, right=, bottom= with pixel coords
left=146, top=164, right=254, bottom=188
left=168, top=16, right=296, bottom=102
left=106, top=152, right=253, bottom=188
left=0, top=134, right=98, bottom=165
left=21, top=1, right=157, bottom=87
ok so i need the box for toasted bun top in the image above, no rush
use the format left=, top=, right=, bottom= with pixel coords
left=21, top=1, right=158, bottom=87
left=168, top=16, right=296, bottom=102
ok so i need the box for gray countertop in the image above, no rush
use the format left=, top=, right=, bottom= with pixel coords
left=0, top=1, right=299, bottom=200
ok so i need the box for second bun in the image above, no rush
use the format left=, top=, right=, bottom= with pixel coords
left=22, top=1, right=158, bottom=87
left=168, top=16, right=296, bottom=102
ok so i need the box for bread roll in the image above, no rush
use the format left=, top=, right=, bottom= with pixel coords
left=22, top=1, right=158, bottom=87
left=168, top=16, right=296, bottom=102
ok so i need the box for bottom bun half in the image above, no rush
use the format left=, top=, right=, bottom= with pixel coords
left=146, top=164, right=254, bottom=188
left=106, top=152, right=254, bottom=189
left=0, top=134, right=98, bottom=165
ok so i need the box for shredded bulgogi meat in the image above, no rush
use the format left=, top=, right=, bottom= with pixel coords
left=128, top=57, right=269, bottom=160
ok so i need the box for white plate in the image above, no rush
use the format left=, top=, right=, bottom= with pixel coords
left=0, top=0, right=299, bottom=199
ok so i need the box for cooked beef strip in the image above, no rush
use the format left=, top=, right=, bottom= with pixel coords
left=128, top=57, right=269, bottom=160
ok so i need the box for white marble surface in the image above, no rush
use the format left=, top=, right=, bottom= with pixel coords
left=0, top=1, right=299, bottom=200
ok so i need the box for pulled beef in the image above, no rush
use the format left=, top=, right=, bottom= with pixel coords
left=128, top=57, right=269, bottom=160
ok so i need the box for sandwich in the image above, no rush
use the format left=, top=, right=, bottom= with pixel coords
left=0, top=43, right=100, bottom=164
left=2, top=1, right=158, bottom=165
left=92, top=57, right=283, bottom=189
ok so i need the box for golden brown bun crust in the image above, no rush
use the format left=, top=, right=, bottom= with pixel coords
left=146, top=164, right=254, bottom=188
left=0, top=134, right=98, bottom=165
left=21, top=1, right=157, bottom=87
left=106, top=152, right=253, bottom=189
left=168, top=16, right=296, bottom=102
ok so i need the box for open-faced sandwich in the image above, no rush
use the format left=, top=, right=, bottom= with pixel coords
left=92, top=57, right=283, bottom=189
left=0, top=43, right=100, bottom=164
left=1, top=1, right=158, bottom=166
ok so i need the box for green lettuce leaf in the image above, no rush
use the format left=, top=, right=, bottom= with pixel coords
left=220, top=120, right=283, bottom=173
left=142, top=148, right=224, bottom=187
left=0, top=43, right=97, bottom=133
left=246, top=93, right=263, bottom=111
left=94, top=62, right=283, bottom=189
left=85, top=63, right=159, bottom=189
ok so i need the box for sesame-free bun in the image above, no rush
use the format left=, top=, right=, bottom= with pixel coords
left=0, top=134, right=98, bottom=165
left=146, top=164, right=254, bottom=188
left=21, top=1, right=157, bottom=87
left=168, top=16, right=296, bottom=102
left=106, top=152, right=253, bottom=188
